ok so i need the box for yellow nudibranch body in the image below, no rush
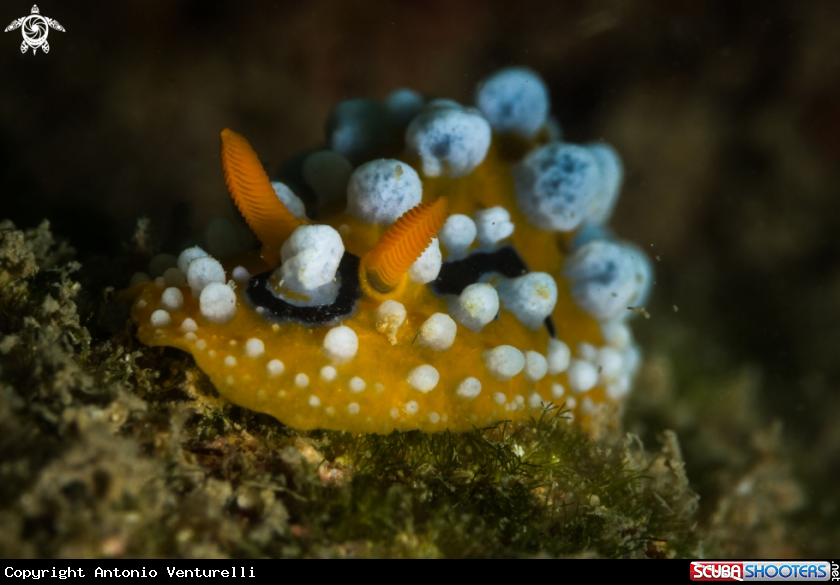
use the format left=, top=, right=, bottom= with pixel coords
left=129, top=68, right=651, bottom=434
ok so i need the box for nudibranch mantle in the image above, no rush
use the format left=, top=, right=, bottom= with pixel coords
left=129, top=68, right=651, bottom=434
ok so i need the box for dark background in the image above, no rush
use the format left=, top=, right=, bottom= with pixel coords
left=2, top=0, right=839, bottom=555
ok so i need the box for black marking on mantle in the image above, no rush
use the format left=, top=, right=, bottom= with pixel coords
left=431, top=246, right=556, bottom=338
left=431, top=246, right=528, bottom=295
left=245, top=253, right=361, bottom=327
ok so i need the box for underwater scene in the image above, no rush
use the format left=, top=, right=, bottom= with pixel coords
left=1, top=0, right=838, bottom=559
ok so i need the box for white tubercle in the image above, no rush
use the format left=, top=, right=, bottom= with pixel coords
left=577, top=342, right=598, bottom=362
left=417, top=313, right=457, bottom=351
left=407, top=365, right=439, bottom=393
left=180, top=318, right=198, bottom=333
left=546, top=339, right=571, bottom=375
left=405, top=104, right=491, bottom=178
left=448, top=283, right=499, bottom=333
left=601, top=320, right=632, bottom=350
left=409, top=237, right=442, bottom=284
left=322, top=325, right=359, bottom=364
left=473, top=207, right=514, bottom=248
left=580, top=397, right=599, bottom=415
left=512, top=143, right=600, bottom=233
left=270, top=181, right=308, bottom=219
left=475, top=67, right=550, bottom=139
left=439, top=214, right=476, bottom=257
left=320, top=366, right=337, bottom=382
left=276, top=225, right=344, bottom=303
left=232, top=266, right=251, bottom=283
left=455, top=377, right=482, bottom=399
left=563, top=240, right=652, bottom=322
left=567, top=359, right=599, bottom=394
left=606, top=375, right=632, bottom=400
left=584, top=142, right=624, bottom=225
left=199, top=282, right=237, bottom=324
left=187, top=256, right=226, bottom=297
left=244, top=338, right=265, bottom=358
left=150, top=310, right=171, bottom=327
left=596, top=347, right=624, bottom=380
left=528, top=392, right=545, bottom=409
left=266, top=360, right=285, bottom=378
left=375, top=300, right=407, bottom=345
left=483, top=345, right=525, bottom=381
left=160, top=287, right=184, bottom=312
left=347, top=159, right=422, bottom=224
left=496, top=272, right=558, bottom=330
left=523, top=351, right=548, bottom=382
left=177, top=246, right=209, bottom=276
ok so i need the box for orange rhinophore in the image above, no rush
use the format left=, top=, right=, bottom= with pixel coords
left=220, top=128, right=305, bottom=266
left=360, top=197, right=448, bottom=296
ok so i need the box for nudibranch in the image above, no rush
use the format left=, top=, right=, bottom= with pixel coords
left=128, top=68, right=652, bottom=434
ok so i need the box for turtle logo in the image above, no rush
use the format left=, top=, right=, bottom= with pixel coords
left=5, top=5, right=65, bottom=55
